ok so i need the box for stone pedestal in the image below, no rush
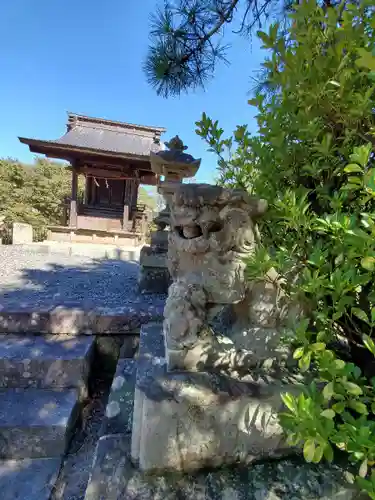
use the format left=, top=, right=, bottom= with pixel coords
left=138, top=232, right=170, bottom=294
left=131, top=322, right=301, bottom=473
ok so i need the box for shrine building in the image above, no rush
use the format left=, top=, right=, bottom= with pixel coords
left=19, top=112, right=166, bottom=245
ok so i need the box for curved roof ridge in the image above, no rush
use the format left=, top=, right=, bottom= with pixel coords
left=67, top=112, right=166, bottom=134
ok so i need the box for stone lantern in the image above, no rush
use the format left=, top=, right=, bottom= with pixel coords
left=138, top=136, right=201, bottom=294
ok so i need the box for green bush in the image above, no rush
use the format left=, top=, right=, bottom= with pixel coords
left=0, top=158, right=75, bottom=237
left=196, top=0, right=375, bottom=496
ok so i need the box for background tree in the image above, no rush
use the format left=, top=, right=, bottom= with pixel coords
left=145, top=0, right=352, bottom=97
left=138, top=186, right=158, bottom=212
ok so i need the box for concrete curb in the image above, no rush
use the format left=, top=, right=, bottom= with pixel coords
left=12, top=243, right=142, bottom=262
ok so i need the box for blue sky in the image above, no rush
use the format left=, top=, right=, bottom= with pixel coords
left=0, top=0, right=266, bottom=184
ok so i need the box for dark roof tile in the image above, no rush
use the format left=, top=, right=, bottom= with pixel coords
left=20, top=112, right=166, bottom=159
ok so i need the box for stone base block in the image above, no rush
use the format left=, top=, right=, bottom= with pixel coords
left=138, top=266, right=170, bottom=294
left=85, top=434, right=361, bottom=500
left=131, top=323, right=299, bottom=473
left=139, top=251, right=167, bottom=269
left=149, top=230, right=168, bottom=250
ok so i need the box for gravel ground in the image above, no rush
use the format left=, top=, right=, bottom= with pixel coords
left=0, top=246, right=166, bottom=309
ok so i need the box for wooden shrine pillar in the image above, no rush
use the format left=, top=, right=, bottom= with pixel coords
left=69, top=166, right=78, bottom=227
left=132, top=179, right=140, bottom=208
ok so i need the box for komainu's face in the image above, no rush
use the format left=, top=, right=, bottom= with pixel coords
left=168, top=184, right=267, bottom=304
left=169, top=184, right=267, bottom=256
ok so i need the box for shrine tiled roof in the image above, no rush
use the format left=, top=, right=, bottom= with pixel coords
left=19, top=112, right=166, bottom=160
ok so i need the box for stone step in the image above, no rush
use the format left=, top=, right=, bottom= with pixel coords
left=0, top=304, right=164, bottom=334
left=0, top=335, right=95, bottom=391
left=100, top=358, right=136, bottom=436
left=0, top=388, right=79, bottom=459
left=131, top=323, right=165, bottom=467
left=0, top=456, right=62, bottom=500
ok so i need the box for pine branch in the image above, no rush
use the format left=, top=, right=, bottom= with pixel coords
left=144, top=0, right=250, bottom=97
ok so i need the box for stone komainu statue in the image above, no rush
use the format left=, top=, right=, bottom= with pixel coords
left=163, top=183, right=268, bottom=371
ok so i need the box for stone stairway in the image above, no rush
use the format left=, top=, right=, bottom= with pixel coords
left=0, top=333, right=95, bottom=500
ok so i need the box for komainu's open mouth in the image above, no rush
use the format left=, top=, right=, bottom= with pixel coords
left=175, top=221, right=223, bottom=240
left=175, top=224, right=203, bottom=239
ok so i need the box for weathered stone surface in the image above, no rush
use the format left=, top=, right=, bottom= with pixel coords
left=0, top=334, right=94, bottom=391
left=12, top=222, right=33, bottom=244
left=101, top=358, right=136, bottom=435
left=86, top=434, right=361, bottom=500
left=0, top=457, right=62, bottom=500
left=150, top=230, right=169, bottom=250
left=0, top=303, right=164, bottom=334
left=230, top=271, right=304, bottom=333
left=131, top=324, right=301, bottom=473
left=119, top=335, right=139, bottom=359
left=0, top=388, right=79, bottom=459
left=163, top=183, right=268, bottom=371
left=150, top=136, right=201, bottom=180
left=138, top=267, right=171, bottom=294
left=131, top=323, right=165, bottom=465
left=139, top=249, right=168, bottom=268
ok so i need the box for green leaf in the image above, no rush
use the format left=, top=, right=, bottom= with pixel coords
left=351, top=307, right=369, bottom=323
left=281, top=393, right=296, bottom=413
left=371, top=307, right=375, bottom=324
left=324, top=443, right=334, bottom=462
left=311, top=342, right=326, bottom=352
left=313, top=444, right=324, bottom=463
left=359, top=459, right=368, bottom=478
left=323, top=382, right=334, bottom=401
left=341, top=183, right=361, bottom=191
left=361, top=257, right=375, bottom=271
left=247, top=98, right=258, bottom=107
left=298, top=352, right=311, bottom=372
left=371, top=402, right=375, bottom=414
left=334, top=359, right=346, bottom=370
left=328, top=80, right=340, bottom=87
left=332, top=402, right=346, bottom=413
left=363, top=334, right=375, bottom=356
left=356, top=48, right=375, bottom=71
left=344, top=163, right=363, bottom=173
left=364, top=168, right=375, bottom=192
left=321, top=409, right=335, bottom=419
left=350, top=144, right=372, bottom=168
left=348, top=401, right=368, bottom=414
left=286, top=432, right=301, bottom=447
left=303, top=439, right=316, bottom=463
left=342, top=380, right=363, bottom=396
left=257, top=30, right=272, bottom=48
left=347, top=176, right=362, bottom=185
left=293, top=347, right=304, bottom=359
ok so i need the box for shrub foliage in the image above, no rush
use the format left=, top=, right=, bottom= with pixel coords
left=196, top=0, right=375, bottom=495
